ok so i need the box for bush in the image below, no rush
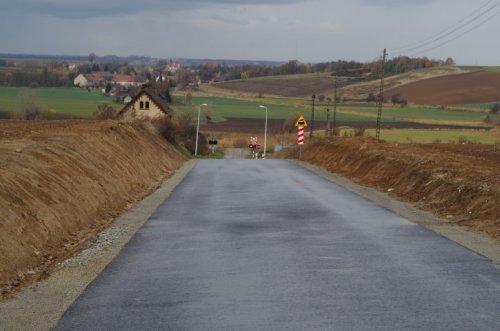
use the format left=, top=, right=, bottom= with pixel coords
left=391, top=93, right=401, bottom=105
left=152, top=116, right=180, bottom=144
left=482, top=115, right=492, bottom=124
left=13, top=106, right=41, bottom=120
left=354, top=127, right=365, bottom=136
left=0, top=109, right=12, bottom=119
left=490, top=103, right=500, bottom=114
left=367, top=92, right=377, bottom=103
left=93, top=103, right=118, bottom=120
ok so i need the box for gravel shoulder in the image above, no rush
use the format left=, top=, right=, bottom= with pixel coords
left=0, top=160, right=197, bottom=331
left=294, top=160, right=500, bottom=265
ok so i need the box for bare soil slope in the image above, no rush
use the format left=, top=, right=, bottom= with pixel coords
left=0, top=120, right=187, bottom=297
left=385, top=71, right=500, bottom=105
left=282, top=138, right=500, bottom=239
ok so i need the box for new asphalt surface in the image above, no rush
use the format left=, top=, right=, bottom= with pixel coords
left=55, top=160, right=500, bottom=330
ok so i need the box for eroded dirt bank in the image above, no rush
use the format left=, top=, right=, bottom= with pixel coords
left=282, top=138, right=500, bottom=239
left=0, top=120, right=187, bottom=297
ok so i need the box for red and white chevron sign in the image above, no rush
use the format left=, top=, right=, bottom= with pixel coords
left=298, top=126, right=305, bottom=145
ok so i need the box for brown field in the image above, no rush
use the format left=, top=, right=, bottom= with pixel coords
left=212, top=74, right=335, bottom=98
left=385, top=71, right=500, bottom=105
left=208, top=67, right=470, bottom=99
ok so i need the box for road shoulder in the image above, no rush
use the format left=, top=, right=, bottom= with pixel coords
left=293, top=160, right=500, bottom=265
left=0, top=160, right=197, bottom=331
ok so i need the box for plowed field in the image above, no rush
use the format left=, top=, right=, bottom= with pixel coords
left=385, top=71, right=500, bottom=105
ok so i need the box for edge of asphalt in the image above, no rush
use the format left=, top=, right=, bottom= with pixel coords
left=0, top=159, right=197, bottom=331
left=292, top=160, right=500, bottom=266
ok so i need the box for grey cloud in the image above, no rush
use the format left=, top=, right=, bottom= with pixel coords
left=3, top=0, right=303, bottom=19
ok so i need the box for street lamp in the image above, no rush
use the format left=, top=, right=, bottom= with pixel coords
left=195, top=103, right=208, bottom=156
left=259, top=105, right=268, bottom=159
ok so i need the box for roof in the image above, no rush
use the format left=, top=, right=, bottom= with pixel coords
left=118, top=85, right=172, bottom=117
left=112, top=75, right=133, bottom=83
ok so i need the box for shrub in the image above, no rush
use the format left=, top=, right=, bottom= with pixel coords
left=93, top=103, right=118, bottom=120
left=152, top=116, right=180, bottom=144
left=391, top=93, right=401, bottom=105
left=13, top=106, right=41, bottom=120
left=0, top=109, right=12, bottom=119
left=366, top=92, right=377, bottom=103
left=482, top=115, right=492, bottom=124
left=490, top=103, right=500, bottom=114
left=354, top=127, right=365, bottom=136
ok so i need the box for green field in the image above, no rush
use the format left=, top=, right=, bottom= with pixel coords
left=174, top=96, right=375, bottom=122
left=459, top=102, right=500, bottom=110
left=174, top=95, right=500, bottom=125
left=331, top=128, right=500, bottom=144
left=0, top=87, right=120, bottom=118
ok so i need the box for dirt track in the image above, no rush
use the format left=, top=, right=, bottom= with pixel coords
left=281, top=138, right=500, bottom=240
left=0, top=120, right=187, bottom=298
left=385, top=71, right=500, bottom=105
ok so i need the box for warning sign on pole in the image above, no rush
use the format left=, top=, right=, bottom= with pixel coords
left=298, top=126, right=305, bottom=145
left=295, top=115, right=308, bottom=128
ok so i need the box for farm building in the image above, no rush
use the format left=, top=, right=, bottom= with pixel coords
left=112, top=75, right=147, bottom=87
left=74, top=72, right=113, bottom=87
left=118, top=85, right=172, bottom=120
left=73, top=74, right=93, bottom=87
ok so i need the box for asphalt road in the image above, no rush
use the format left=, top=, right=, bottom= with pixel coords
left=56, top=160, right=500, bottom=331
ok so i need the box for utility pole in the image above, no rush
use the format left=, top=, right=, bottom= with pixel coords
left=333, top=77, right=338, bottom=136
left=310, top=93, right=316, bottom=138
left=326, top=98, right=331, bottom=136
left=376, top=48, right=387, bottom=141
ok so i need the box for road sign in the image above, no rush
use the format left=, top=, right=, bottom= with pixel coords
left=248, top=144, right=255, bottom=149
left=295, top=115, right=308, bottom=128
left=256, top=144, right=262, bottom=150
left=298, top=126, right=305, bottom=145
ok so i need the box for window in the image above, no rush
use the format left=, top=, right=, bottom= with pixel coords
left=139, top=101, right=144, bottom=109
left=145, top=101, right=150, bottom=110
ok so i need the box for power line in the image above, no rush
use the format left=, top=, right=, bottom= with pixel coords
left=409, top=8, right=500, bottom=56
left=391, top=0, right=496, bottom=52
left=390, top=0, right=500, bottom=54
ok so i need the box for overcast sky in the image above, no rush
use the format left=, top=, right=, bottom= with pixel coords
left=1, top=0, right=499, bottom=65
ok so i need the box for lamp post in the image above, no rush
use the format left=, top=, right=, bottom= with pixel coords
left=195, top=103, right=208, bottom=156
left=259, top=105, right=268, bottom=159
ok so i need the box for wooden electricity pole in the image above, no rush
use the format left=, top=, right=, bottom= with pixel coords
left=376, top=48, right=387, bottom=141
left=310, top=93, right=316, bottom=138
left=326, top=98, right=331, bottom=136
left=333, top=77, right=338, bottom=136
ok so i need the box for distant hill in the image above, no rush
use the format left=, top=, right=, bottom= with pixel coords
left=208, top=67, right=473, bottom=100
left=0, top=53, right=284, bottom=67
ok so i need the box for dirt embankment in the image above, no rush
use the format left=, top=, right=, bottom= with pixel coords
left=282, top=138, right=500, bottom=239
left=0, top=120, right=188, bottom=297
